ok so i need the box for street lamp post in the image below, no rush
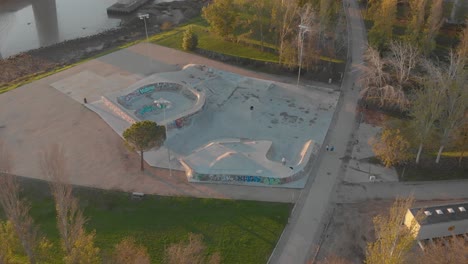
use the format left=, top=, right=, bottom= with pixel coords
left=297, top=24, right=311, bottom=87
left=138, top=13, right=151, bottom=71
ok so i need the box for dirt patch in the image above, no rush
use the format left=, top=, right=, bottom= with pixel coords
left=316, top=201, right=390, bottom=263
left=316, top=198, right=468, bottom=263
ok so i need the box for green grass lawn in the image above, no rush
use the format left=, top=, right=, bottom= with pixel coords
left=3, top=178, right=290, bottom=264
left=150, top=19, right=279, bottom=63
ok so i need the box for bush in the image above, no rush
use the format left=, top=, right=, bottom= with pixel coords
left=182, top=26, right=199, bottom=51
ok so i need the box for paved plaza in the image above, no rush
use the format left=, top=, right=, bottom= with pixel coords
left=0, top=43, right=339, bottom=201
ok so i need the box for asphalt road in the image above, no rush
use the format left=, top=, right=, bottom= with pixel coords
left=268, top=0, right=367, bottom=263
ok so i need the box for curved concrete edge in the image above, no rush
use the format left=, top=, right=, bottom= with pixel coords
left=103, top=81, right=206, bottom=130
left=180, top=138, right=320, bottom=186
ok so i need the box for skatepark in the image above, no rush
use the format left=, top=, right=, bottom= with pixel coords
left=0, top=43, right=340, bottom=196
left=87, top=63, right=339, bottom=187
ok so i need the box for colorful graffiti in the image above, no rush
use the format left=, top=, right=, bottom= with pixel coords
left=117, top=82, right=185, bottom=107
left=138, top=85, right=155, bottom=95
left=135, top=104, right=159, bottom=118
left=192, top=173, right=297, bottom=185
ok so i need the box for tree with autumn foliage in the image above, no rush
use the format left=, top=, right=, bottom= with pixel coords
left=372, top=128, right=412, bottom=168
left=365, top=197, right=421, bottom=264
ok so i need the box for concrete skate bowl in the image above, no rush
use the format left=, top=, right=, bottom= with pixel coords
left=179, top=139, right=320, bottom=186
left=105, top=82, right=205, bottom=129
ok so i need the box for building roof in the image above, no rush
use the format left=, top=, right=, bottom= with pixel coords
left=410, top=202, right=468, bottom=225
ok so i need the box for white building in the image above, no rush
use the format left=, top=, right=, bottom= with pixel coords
left=404, top=202, right=468, bottom=240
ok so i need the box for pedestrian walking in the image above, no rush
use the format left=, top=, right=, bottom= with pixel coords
left=281, top=157, right=286, bottom=165
left=330, top=145, right=334, bottom=151
left=325, top=144, right=329, bottom=151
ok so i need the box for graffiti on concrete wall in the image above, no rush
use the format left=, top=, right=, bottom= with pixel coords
left=192, top=173, right=296, bottom=185
left=117, top=82, right=184, bottom=107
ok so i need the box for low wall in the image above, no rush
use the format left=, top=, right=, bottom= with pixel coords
left=107, top=82, right=205, bottom=131
left=102, top=96, right=136, bottom=124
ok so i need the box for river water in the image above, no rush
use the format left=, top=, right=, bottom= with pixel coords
left=0, top=0, right=121, bottom=59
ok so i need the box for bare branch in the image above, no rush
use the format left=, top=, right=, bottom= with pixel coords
left=40, top=144, right=86, bottom=257
left=0, top=141, right=38, bottom=264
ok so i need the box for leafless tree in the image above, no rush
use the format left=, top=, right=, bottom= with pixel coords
left=109, top=237, right=150, bottom=264
left=165, top=233, right=221, bottom=264
left=359, top=46, right=409, bottom=110
left=40, top=145, right=85, bottom=256
left=298, top=4, right=318, bottom=70
left=274, top=0, right=300, bottom=67
left=0, top=141, right=38, bottom=264
left=413, top=235, right=468, bottom=264
left=359, top=46, right=388, bottom=88
left=387, top=41, right=420, bottom=87
left=40, top=144, right=100, bottom=263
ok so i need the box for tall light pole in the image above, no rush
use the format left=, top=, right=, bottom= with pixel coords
left=297, top=24, right=311, bottom=87
left=138, top=13, right=151, bottom=71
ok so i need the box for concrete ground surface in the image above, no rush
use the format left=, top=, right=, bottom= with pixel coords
left=88, top=64, right=338, bottom=185
left=0, top=42, right=339, bottom=202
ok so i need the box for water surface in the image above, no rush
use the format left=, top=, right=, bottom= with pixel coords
left=0, top=0, right=121, bottom=58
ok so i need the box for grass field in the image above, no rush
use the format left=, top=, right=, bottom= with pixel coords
left=150, top=18, right=279, bottom=62
left=2, top=178, right=290, bottom=264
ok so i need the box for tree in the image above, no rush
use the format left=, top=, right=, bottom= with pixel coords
left=405, top=0, right=428, bottom=48
left=64, top=231, right=100, bottom=264
left=165, top=233, right=221, bottom=264
left=456, top=20, right=468, bottom=60
left=247, top=0, right=269, bottom=51
left=0, top=220, right=22, bottom=263
left=359, top=46, right=409, bottom=110
left=410, top=72, right=444, bottom=164
left=123, top=121, right=166, bottom=171
left=0, top=141, right=39, bottom=264
left=368, top=0, right=397, bottom=50
left=433, top=51, right=468, bottom=163
left=365, top=197, right=420, bottom=264
left=420, top=0, right=444, bottom=54
left=453, top=123, right=468, bottom=166
left=372, top=128, right=412, bottom=167
left=202, top=0, right=238, bottom=39
left=109, top=237, right=150, bottom=264
left=273, top=0, right=300, bottom=67
left=40, top=145, right=94, bottom=262
left=387, top=41, right=419, bottom=87
left=414, top=236, right=467, bottom=264
left=182, top=26, right=198, bottom=51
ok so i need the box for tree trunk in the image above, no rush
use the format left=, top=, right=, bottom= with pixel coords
left=416, top=143, right=423, bottom=164
left=140, top=150, right=144, bottom=171
left=260, top=23, right=264, bottom=52
left=436, top=145, right=444, bottom=164
left=460, top=149, right=465, bottom=166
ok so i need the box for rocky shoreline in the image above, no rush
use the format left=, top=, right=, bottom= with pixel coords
left=0, top=0, right=206, bottom=87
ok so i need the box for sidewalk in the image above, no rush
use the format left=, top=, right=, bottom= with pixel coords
left=269, top=0, right=367, bottom=263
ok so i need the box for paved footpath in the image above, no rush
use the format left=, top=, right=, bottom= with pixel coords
left=269, top=0, right=367, bottom=263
